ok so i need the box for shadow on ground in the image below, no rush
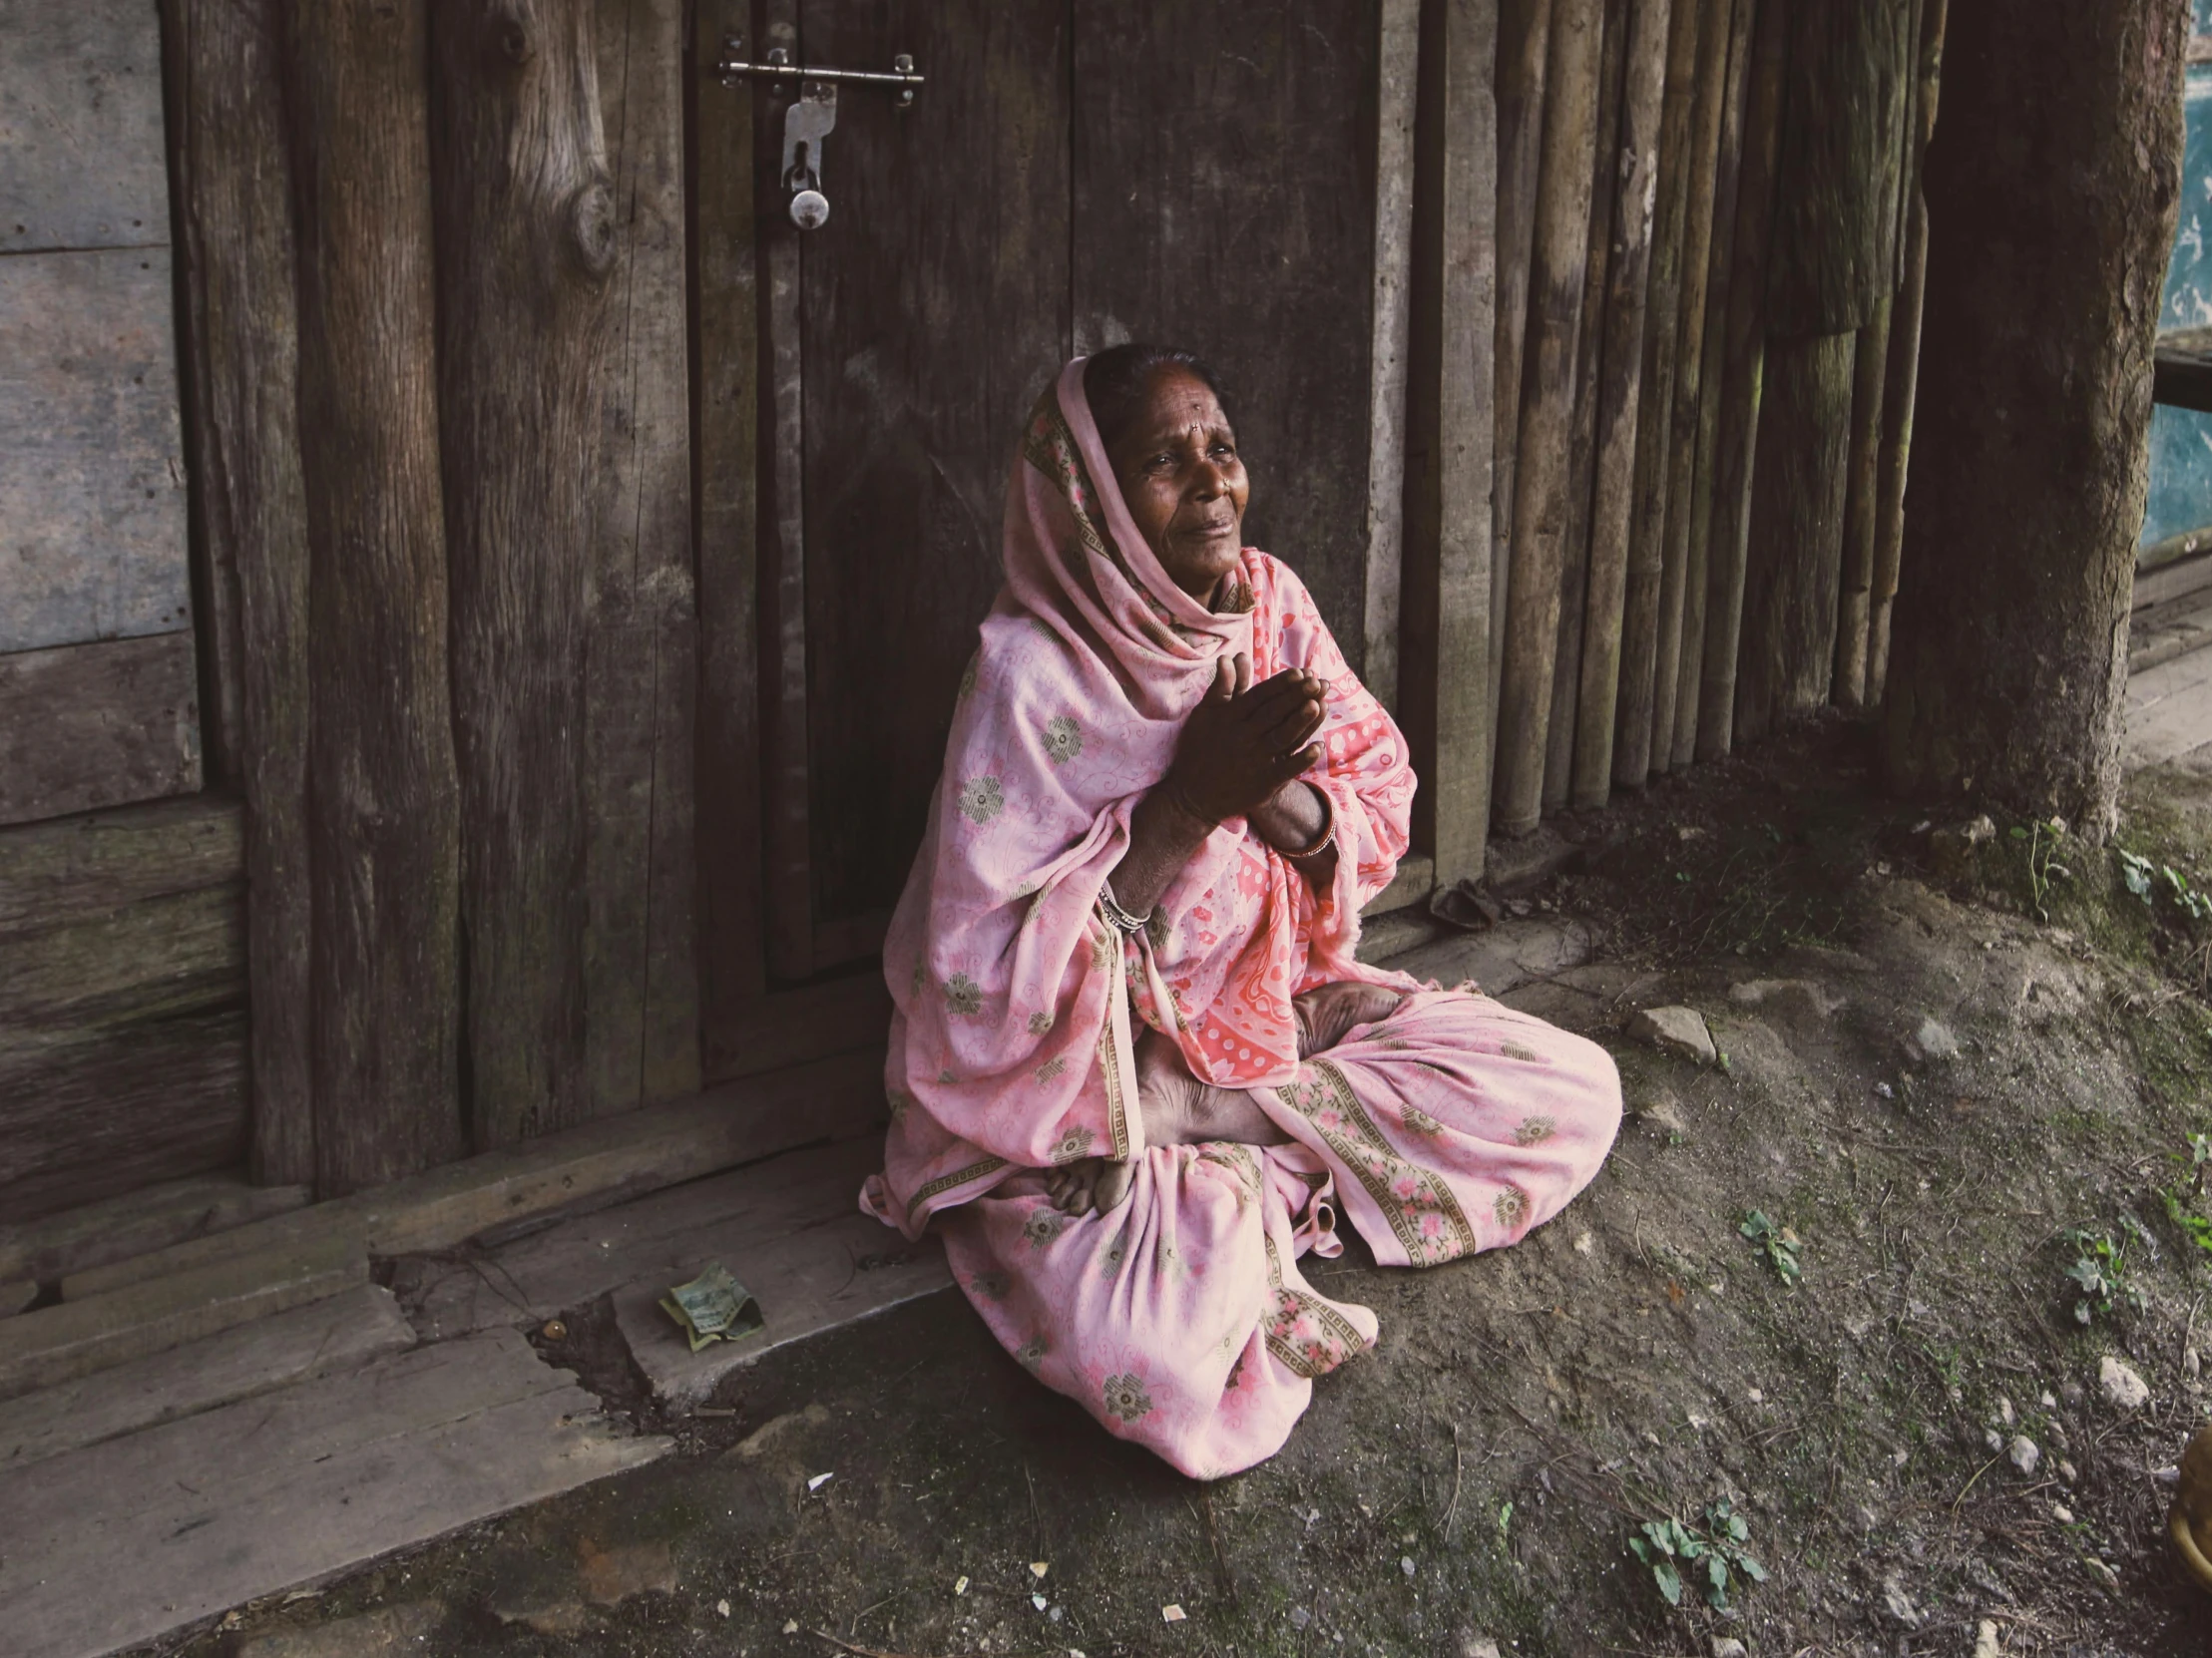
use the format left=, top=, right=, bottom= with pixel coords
left=164, top=721, right=2212, bottom=1658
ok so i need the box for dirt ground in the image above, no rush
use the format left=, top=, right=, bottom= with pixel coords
left=159, top=721, right=2212, bottom=1658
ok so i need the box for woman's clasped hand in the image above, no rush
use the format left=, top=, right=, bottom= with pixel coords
left=1163, top=651, right=1329, bottom=826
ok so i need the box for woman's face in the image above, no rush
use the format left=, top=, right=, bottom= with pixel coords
left=1104, top=365, right=1250, bottom=604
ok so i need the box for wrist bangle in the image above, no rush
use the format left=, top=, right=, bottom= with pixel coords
left=1283, top=791, right=1336, bottom=860
left=1099, top=879, right=1152, bottom=936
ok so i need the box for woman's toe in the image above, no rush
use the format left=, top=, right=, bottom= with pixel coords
left=1094, top=1158, right=1135, bottom=1214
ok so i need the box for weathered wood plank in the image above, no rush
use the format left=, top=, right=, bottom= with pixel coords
left=1401, top=0, right=1500, bottom=884
left=0, top=1283, right=410, bottom=1471
left=0, top=883, right=239, bottom=1034
left=1567, top=0, right=1670, bottom=809
left=0, top=1225, right=363, bottom=1402
left=1075, top=1, right=1378, bottom=665
left=0, top=1011, right=245, bottom=1226
left=0, top=1330, right=667, bottom=1658
left=2154, top=327, right=2212, bottom=413
left=0, top=1168, right=303, bottom=1287
left=431, top=0, right=618, bottom=1151
left=167, top=0, right=315, bottom=1182
left=1362, top=0, right=1423, bottom=711
left=404, top=1137, right=907, bottom=1343
left=692, top=0, right=769, bottom=1059
left=586, top=0, right=698, bottom=1117
left=0, top=793, right=238, bottom=932
left=0, top=249, right=193, bottom=656
left=0, top=633, right=202, bottom=827
left=64, top=1047, right=885, bottom=1298
left=0, top=0, right=171, bottom=252
left=286, top=0, right=465, bottom=1194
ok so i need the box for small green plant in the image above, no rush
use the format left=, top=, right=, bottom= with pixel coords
left=2010, top=817, right=2070, bottom=920
left=2118, top=848, right=2212, bottom=922
left=1627, top=1499, right=1769, bottom=1610
left=1739, top=1210, right=1803, bottom=1286
left=2161, top=1134, right=2212, bottom=1261
left=2058, top=1219, right=2151, bottom=1324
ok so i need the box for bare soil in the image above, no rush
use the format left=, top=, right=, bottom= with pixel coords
left=157, top=721, right=2212, bottom=1658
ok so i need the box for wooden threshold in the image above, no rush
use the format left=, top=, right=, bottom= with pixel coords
left=64, top=1047, right=885, bottom=1301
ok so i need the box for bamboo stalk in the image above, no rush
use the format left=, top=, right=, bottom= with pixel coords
left=1831, top=293, right=1894, bottom=707
left=1607, top=0, right=1701, bottom=789
left=1647, top=0, right=1736, bottom=774
left=1694, top=0, right=1787, bottom=761
left=1666, top=0, right=1758, bottom=768
left=1490, top=0, right=1556, bottom=797
left=1543, top=0, right=1630, bottom=814
left=1568, top=0, right=1672, bottom=810
left=1495, top=0, right=1605, bottom=836
left=1868, top=0, right=1949, bottom=701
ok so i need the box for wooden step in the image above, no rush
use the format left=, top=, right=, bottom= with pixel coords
left=392, top=1136, right=948, bottom=1408
left=0, top=1283, right=413, bottom=1471
left=0, top=1328, right=667, bottom=1658
left=0, top=1227, right=363, bottom=1402
left=65, top=1047, right=884, bottom=1301
left=0, top=1168, right=308, bottom=1287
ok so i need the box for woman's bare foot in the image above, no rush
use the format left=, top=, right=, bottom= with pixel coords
left=1137, top=1029, right=1287, bottom=1147
left=1293, top=981, right=1405, bottom=1057
left=1045, top=1155, right=1134, bottom=1216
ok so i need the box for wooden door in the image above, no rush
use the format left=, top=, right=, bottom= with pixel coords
left=695, top=0, right=1398, bottom=1084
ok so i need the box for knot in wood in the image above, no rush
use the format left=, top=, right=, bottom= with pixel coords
left=569, top=178, right=617, bottom=280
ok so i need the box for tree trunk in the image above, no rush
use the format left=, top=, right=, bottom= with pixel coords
left=282, top=0, right=465, bottom=1194
left=1568, top=0, right=1670, bottom=809
left=1868, top=0, right=1950, bottom=701
left=170, top=0, right=313, bottom=1186
left=430, top=0, right=617, bottom=1149
left=1543, top=0, right=1629, bottom=814
left=1608, top=0, right=1701, bottom=789
left=1490, top=0, right=1556, bottom=799
left=1495, top=0, right=1602, bottom=836
left=1880, top=0, right=2190, bottom=834
left=1650, top=0, right=1748, bottom=771
left=1695, top=0, right=1787, bottom=760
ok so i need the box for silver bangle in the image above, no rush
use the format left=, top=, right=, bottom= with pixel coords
left=1099, top=880, right=1151, bottom=936
left=1284, top=792, right=1336, bottom=860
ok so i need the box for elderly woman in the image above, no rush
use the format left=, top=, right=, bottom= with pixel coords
left=861, top=345, right=1620, bottom=1477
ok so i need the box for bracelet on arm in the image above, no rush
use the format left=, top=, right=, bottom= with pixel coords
left=1281, top=788, right=1336, bottom=861
left=1099, top=879, right=1153, bottom=936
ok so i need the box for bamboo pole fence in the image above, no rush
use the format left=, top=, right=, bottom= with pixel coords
left=1484, top=0, right=1949, bottom=842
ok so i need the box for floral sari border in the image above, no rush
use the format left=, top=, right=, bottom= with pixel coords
left=1273, top=1058, right=1479, bottom=1266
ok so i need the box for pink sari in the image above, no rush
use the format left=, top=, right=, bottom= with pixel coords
left=862, top=361, right=1620, bottom=1477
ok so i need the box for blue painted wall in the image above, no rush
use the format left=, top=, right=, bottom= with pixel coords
left=2144, top=11, right=2212, bottom=551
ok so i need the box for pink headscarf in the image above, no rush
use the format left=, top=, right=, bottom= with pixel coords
left=862, top=360, right=1416, bottom=1238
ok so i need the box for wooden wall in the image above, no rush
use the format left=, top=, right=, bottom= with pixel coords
left=0, top=0, right=201, bottom=824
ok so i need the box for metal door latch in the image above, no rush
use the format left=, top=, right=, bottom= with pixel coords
left=717, top=38, right=922, bottom=231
